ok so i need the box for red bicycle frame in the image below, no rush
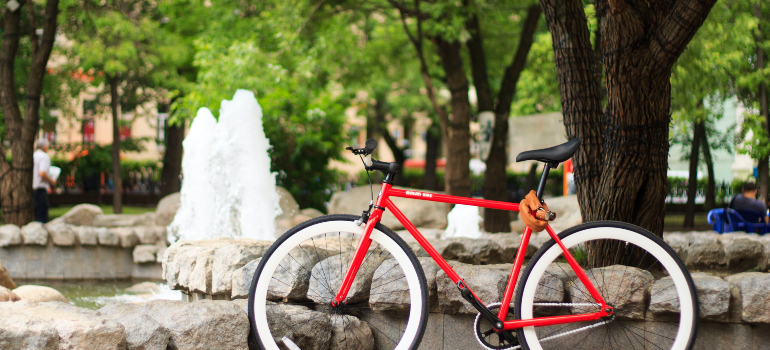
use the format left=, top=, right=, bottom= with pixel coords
left=333, top=183, right=611, bottom=331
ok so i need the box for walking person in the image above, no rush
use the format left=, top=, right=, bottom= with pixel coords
left=33, top=139, right=56, bottom=223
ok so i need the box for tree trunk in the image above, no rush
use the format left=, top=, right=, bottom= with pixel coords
left=424, top=121, right=440, bottom=191
left=760, top=159, right=769, bottom=204
left=684, top=120, right=703, bottom=227
left=701, top=129, right=716, bottom=209
left=436, top=38, right=471, bottom=198
left=160, top=120, right=185, bottom=197
left=467, top=4, right=541, bottom=233
left=0, top=0, right=59, bottom=226
left=109, top=77, right=123, bottom=214
left=374, top=94, right=407, bottom=186
left=540, top=0, right=716, bottom=267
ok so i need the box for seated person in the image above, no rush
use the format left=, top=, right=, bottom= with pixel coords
left=729, top=182, right=769, bottom=223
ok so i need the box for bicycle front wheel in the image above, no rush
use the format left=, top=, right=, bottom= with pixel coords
left=248, top=214, right=428, bottom=350
left=515, top=221, right=698, bottom=350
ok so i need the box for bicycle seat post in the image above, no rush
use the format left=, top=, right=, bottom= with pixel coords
left=535, top=162, right=557, bottom=203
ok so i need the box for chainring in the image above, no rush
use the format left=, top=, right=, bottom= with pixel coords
left=473, top=302, right=520, bottom=350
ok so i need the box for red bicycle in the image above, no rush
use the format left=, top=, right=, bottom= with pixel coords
left=249, top=138, right=698, bottom=350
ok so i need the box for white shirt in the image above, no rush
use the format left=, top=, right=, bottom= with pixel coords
left=33, top=149, right=51, bottom=190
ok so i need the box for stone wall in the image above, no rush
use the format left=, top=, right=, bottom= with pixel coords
left=162, top=231, right=770, bottom=349
left=0, top=199, right=178, bottom=281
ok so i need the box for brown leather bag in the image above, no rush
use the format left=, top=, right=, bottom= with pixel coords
left=519, top=190, right=551, bottom=232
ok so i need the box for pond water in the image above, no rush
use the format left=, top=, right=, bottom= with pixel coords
left=18, top=280, right=182, bottom=310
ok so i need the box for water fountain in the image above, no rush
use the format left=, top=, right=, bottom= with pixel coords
left=169, top=90, right=281, bottom=242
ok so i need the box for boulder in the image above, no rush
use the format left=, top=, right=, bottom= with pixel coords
left=111, top=227, right=139, bottom=248
left=261, top=243, right=338, bottom=300
left=570, top=265, right=653, bottom=320
left=309, top=248, right=388, bottom=304
left=133, top=245, right=159, bottom=264
left=685, top=233, right=725, bottom=269
left=162, top=239, right=232, bottom=292
left=133, top=226, right=160, bottom=245
left=0, top=259, right=16, bottom=289
left=53, top=204, right=103, bottom=226
left=188, top=247, right=218, bottom=294
left=0, top=224, right=22, bottom=247
left=291, top=214, right=313, bottom=226
left=649, top=273, right=730, bottom=320
left=0, top=286, right=19, bottom=302
left=725, top=272, right=770, bottom=323
left=155, top=192, right=181, bottom=227
left=141, top=300, right=248, bottom=350
left=0, top=301, right=127, bottom=350
left=231, top=258, right=260, bottom=299
left=663, top=232, right=690, bottom=262
left=435, top=262, right=511, bottom=314
left=329, top=186, right=447, bottom=230
left=93, top=213, right=157, bottom=227
left=73, top=226, right=98, bottom=246
left=125, top=282, right=160, bottom=294
left=12, top=285, right=67, bottom=303
left=98, top=303, right=170, bottom=350
left=300, top=208, right=324, bottom=219
left=20, top=222, right=48, bottom=245
left=370, top=257, right=441, bottom=312
left=719, top=233, right=764, bottom=270
left=97, top=227, right=120, bottom=246
left=211, top=239, right=274, bottom=296
left=330, top=315, right=374, bottom=350
left=45, top=223, right=76, bottom=246
left=265, top=303, right=331, bottom=349
left=277, top=186, right=300, bottom=219
left=759, top=235, right=770, bottom=271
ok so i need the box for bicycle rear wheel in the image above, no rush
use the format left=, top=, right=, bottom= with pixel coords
left=248, top=214, right=428, bottom=350
left=514, top=221, right=698, bottom=350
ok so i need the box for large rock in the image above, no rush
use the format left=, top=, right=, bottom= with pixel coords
left=0, top=224, right=22, bottom=247
left=12, top=285, right=67, bottom=303
left=141, top=300, right=248, bottom=350
left=211, top=239, right=273, bottom=296
left=52, top=204, right=103, bottom=226
left=162, top=239, right=231, bottom=292
left=97, top=227, right=120, bottom=246
left=274, top=187, right=301, bottom=236
left=370, top=257, right=441, bottom=312
left=73, top=226, right=98, bottom=245
left=649, top=273, right=730, bottom=320
left=20, top=222, right=48, bottom=245
left=45, top=223, right=76, bottom=246
left=435, top=262, right=512, bottom=314
left=265, top=303, right=332, bottom=349
left=685, top=232, right=725, bottom=269
left=0, top=259, right=16, bottom=289
left=330, top=315, right=374, bottom=350
left=155, top=192, right=181, bottom=227
left=663, top=232, right=690, bottom=262
left=98, top=303, right=170, bottom=350
left=570, top=265, right=653, bottom=320
left=111, top=227, right=139, bottom=248
left=93, top=213, right=157, bottom=227
left=0, top=301, right=127, bottom=350
left=0, top=286, right=19, bottom=302
left=511, top=195, right=582, bottom=233
left=329, top=186, right=447, bottom=230
left=134, top=226, right=161, bottom=245
left=231, top=258, right=260, bottom=299
left=725, top=272, right=770, bottom=323
left=719, top=233, right=764, bottom=270
left=300, top=208, right=324, bottom=219
left=133, top=245, right=159, bottom=264
left=308, top=248, right=387, bottom=304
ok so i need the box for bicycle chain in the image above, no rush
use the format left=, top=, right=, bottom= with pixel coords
left=531, top=302, right=601, bottom=307
left=507, top=319, right=612, bottom=350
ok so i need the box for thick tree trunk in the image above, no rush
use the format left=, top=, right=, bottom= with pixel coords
left=0, top=0, right=59, bottom=225
left=109, top=77, right=123, bottom=214
left=436, top=39, right=471, bottom=198
left=701, top=129, right=716, bottom=209
left=540, top=0, right=716, bottom=267
left=160, top=120, right=185, bottom=197
left=760, top=159, right=769, bottom=204
left=684, top=121, right=704, bottom=227
left=424, top=121, right=440, bottom=191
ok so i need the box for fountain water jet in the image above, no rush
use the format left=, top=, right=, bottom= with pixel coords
left=169, top=90, right=281, bottom=242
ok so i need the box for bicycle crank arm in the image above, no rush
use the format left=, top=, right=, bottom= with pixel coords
left=457, top=282, right=504, bottom=330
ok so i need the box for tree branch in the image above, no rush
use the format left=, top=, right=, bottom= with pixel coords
left=23, top=0, right=60, bottom=143
left=495, top=4, right=541, bottom=115
left=464, top=4, right=493, bottom=112
left=649, top=0, right=717, bottom=69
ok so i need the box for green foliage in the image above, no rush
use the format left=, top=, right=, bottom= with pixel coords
left=667, top=177, right=735, bottom=205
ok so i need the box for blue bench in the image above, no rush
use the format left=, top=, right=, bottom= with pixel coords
left=707, top=208, right=770, bottom=234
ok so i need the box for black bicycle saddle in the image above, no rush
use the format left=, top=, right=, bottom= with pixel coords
left=515, top=137, right=581, bottom=164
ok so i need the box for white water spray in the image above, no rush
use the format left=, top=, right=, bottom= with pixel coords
left=169, top=90, right=281, bottom=242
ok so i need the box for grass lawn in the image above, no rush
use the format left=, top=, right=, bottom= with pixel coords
left=663, top=213, right=712, bottom=231
left=49, top=205, right=156, bottom=221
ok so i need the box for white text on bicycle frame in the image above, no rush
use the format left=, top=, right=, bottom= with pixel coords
left=406, top=191, right=433, bottom=198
